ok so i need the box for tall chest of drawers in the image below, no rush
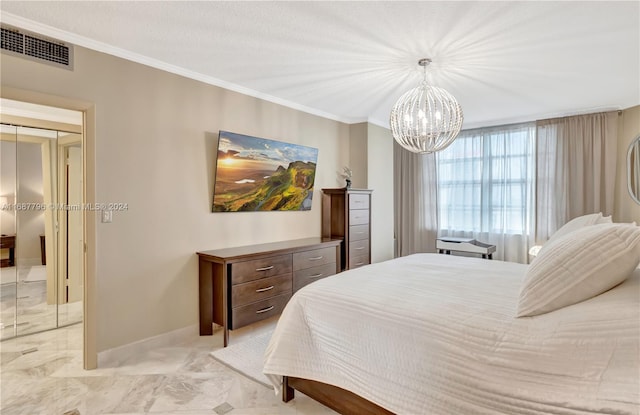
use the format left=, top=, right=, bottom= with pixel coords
left=197, top=237, right=341, bottom=346
left=321, top=188, right=373, bottom=271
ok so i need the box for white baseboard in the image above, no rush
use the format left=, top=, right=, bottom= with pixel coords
left=97, top=324, right=199, bottom=368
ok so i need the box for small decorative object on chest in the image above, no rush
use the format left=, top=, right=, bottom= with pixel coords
left=436, top=237, right=496, bottom=259
left=338, top=166, right=352, bottom=189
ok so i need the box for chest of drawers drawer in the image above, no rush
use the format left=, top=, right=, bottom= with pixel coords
left=349, top=239, right=369, bottom=258
left=349, top=252, right=370, bottom=269
left=231, top=273, right=292, bottom=307
left=349, top=193, right=370, bottom=209
left=231, top=292, right=292, bottom=329
left=293, top=246, right=336, bottom=271
left=349, top=224, right=369, bottom=242
left=231, top=254, right=292, bottom=285
left=293, top=262, right=336, bottom=292
left=349, top=209, right=369, bottom=226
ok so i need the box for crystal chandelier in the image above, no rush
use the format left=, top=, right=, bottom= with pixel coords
left=390, top=58, right=463, bottom=154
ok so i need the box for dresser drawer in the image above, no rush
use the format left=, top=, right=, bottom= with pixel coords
left=293, top=247, right=336, bottom=271
left=231, top=292, right=291, bottom=329
left=349, top=224, right=369, bottom=242
left=231, top=254, right=292, bottom=285
left=293, top=262, right=336, bottom=292
left=349, top=239, right=369, bottom=258
left=349, top=193, right=370, bottom=210
left=0, top=236, right=15, bottom=249
left=231, top=273, right=292, bottom=307
left=349, top=209, right=369, bottom=226
left=349, top=252, right=370, bottom=269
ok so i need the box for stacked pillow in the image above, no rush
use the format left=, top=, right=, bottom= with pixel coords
left=536, top=213, right=612, bottom=256
left=517, top=214, right=640, bottom=317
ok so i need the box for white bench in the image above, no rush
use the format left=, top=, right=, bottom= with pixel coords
left=436, top=237, right=496, bottom=259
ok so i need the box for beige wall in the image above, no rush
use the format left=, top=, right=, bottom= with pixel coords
left=615, top=105, right=640, bottom=222
left=367, top=123, right=395, bottom=263
left=1, top=46, right=351, bottom=353
left=348, top=123, right=368, bottom=189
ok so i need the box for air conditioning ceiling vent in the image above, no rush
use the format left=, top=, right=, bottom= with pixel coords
left=1, top=25, right=73, bottom=70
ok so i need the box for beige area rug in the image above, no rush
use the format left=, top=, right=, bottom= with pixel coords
left=210, top=330, right=274, bottom=388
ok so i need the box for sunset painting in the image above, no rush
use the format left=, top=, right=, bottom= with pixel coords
left=212, top=131, right=319, bottom=212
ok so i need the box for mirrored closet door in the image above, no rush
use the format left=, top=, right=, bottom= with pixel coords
left=0, top=123, right=83, bottom=340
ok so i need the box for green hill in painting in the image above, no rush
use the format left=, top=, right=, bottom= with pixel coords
left=213, top=161, right=316, bottom=212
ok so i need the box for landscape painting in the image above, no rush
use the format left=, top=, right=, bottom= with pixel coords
left=212, top=131, right=319, bottom=212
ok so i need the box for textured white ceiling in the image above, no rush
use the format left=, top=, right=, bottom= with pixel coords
left=1, top=1, right=638, bottom=129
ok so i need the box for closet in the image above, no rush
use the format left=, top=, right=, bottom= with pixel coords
left=0, top=120, right=83, bottom=339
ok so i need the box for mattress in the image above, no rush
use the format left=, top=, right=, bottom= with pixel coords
left=263, top=253, right=640, bottom=415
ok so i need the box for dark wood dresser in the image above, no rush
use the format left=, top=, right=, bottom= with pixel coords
left=0, top=234, right=16, bottom=268
left=197, top=237, right=341, bottom=346
left=321, top=188, right=372, bottom=270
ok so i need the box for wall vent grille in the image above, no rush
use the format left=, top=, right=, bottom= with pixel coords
left=1, top=25, right=73, bottom=70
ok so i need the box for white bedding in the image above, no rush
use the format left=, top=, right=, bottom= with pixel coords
left=263, top=254, right=640, bottom=415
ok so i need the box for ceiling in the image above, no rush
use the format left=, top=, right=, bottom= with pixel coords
left=1, top=1, right=638, bottom=129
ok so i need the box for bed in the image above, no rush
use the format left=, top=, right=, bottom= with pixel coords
left=263, top=253, right=640, bottom=415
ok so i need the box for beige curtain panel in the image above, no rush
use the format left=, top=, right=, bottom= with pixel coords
left=535, top=111, right=618, bottom=242
left=393, top=142, right=438, bottom=257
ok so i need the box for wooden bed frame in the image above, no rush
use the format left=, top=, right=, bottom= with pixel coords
left=282, top=376, right=394, bottom=415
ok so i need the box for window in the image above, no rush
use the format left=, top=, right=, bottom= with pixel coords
left=436, top=123, right=536, bottom=236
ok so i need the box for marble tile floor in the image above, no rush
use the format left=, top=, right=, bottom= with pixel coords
left=1, top=266, right=82, bottom=340
left=0, top=319, right=337, bottom=415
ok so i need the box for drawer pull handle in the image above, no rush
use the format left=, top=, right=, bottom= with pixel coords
left=255, top=286, right=274, bottom=293
left=308, top=256, right=323, bottom=261
left=256, top=305, right=274, bottom=314
left=255, top=265, right=274, bottom=272
left=309, top=273, right=323, bottom=279
left=355, top=247, right=365, bottom=250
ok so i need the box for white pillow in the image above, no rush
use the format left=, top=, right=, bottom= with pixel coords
left=538, top=213, right=603, bottom=256
left=517, top=223, right=640, bottom=317
left=597, top=215, right=613, bottom=224
left=551, top=213, right=603, bottom=241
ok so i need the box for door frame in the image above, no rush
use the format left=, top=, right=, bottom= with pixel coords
left=0, top=86, right=97, bottom=370
left=57, top=136, right=83, bottom=306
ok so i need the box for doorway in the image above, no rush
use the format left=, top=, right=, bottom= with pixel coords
left=0, top=103, right=84, bottom=339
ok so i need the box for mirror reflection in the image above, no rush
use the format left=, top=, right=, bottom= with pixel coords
left=0, top=118, right=83, bottom=340
left=628, top=134, right=640, bottom=205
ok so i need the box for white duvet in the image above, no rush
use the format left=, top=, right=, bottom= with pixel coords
left=263, top=254, right=640, bottom=415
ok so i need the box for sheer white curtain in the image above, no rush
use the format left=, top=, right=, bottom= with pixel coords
left=436, top=123, right=536, bottom=263
left=393, top=141, right=438, bottom=256
left=535, top=112, right=618, bottom=242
